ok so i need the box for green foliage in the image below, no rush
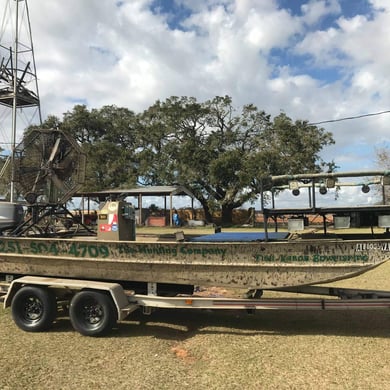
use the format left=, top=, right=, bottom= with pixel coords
left=35, top=97, right=335, bottom=224
left=247, top=112, right=335, bottom=181
left=135, top=96, right=335, bottom=223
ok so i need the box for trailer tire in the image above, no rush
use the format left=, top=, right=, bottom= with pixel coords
left=11, top=286, right=57, bottom=332
left=69, top=290, right=116, bottom=337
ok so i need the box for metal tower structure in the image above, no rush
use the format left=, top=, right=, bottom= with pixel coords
left=0, top=0, right=42, bottom=201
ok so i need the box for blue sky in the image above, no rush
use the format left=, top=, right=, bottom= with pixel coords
left=1, top=0, right=389, bottom=207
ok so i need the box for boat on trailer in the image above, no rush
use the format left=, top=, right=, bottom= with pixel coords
left=2, top=170, right=390, bottom=337
left=1, top=171, right=390, bottom=292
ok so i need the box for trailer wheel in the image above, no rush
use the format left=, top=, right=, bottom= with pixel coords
left=69, top=290, right=116, bottom=337
left=11, top=286, right=57, bottom=332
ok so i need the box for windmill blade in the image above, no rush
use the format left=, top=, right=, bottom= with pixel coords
left=49, top=172, right=80, bottom=204
left=48, top=137, right=61, bottom=163
left=46, top=172, right=63, bottom=204
left=50, top=171, right=69, bottom=193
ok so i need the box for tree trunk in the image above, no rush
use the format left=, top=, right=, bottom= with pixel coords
left=197, top=199, right=213, bottom=223
left=221, top=204, right=235, bottom=226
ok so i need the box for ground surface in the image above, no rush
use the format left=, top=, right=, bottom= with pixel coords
left=0, top=231, right=389, bottom=389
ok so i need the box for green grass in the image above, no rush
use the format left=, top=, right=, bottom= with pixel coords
left=1, top=261, right=390, bottom=389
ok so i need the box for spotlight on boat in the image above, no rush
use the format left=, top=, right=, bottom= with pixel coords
left=325, top=178, right=336, bottom=188
left=289, top=180, right=300, bottom=196
left=362, top=184, right=370, bottom=193
left=319, top=185, right=327, bottom=195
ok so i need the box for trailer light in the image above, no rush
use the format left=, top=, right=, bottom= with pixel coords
left=361, top=184, right=370, bottom=193
left=185, top=299, right=193, bottom=305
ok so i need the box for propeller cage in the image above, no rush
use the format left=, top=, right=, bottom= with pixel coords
left=11, top=129, right=86, bottom=204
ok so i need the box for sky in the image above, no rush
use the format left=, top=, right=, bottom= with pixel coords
left=1, top=0, right=390, bottom=208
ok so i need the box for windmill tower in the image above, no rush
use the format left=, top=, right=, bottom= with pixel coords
left=0, top=0, right=41, bottom=201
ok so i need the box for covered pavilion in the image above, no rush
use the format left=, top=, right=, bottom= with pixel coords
left=75, top=185, right=195, bottom=227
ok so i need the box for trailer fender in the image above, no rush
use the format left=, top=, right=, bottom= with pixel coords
left=4, top=276, right=136, bottom=321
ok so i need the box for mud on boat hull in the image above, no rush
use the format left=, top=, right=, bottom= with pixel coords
left=0, top=237, right=389, bottom=288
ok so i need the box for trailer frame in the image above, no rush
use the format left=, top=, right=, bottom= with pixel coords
left=3, top=275, right=390, bottom=336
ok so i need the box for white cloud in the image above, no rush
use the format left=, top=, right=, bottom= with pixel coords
left=1, top=0, right=389, bottom=174
left=301, top=0, right=341, bottom=26
left=370, top=0, right=390, bottom=11
left=352, top=70, right=376, bottom=91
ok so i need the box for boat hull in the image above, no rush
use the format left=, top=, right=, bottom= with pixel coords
left=0, top=237, right=389, bottom=289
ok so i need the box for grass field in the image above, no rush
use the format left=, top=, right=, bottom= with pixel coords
left=1, top=232, right=390, bottom=389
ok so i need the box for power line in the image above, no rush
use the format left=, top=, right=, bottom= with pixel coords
left=309, top=109, right=390, bottom=125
